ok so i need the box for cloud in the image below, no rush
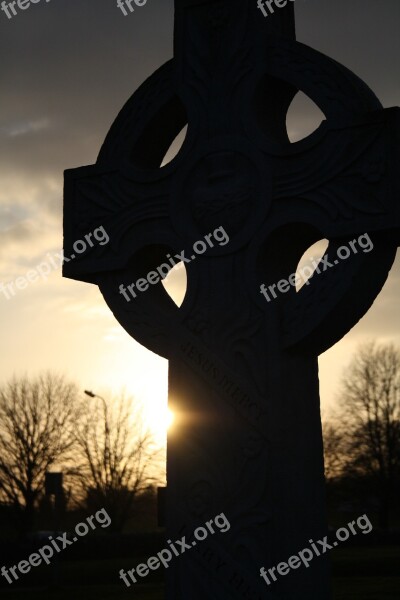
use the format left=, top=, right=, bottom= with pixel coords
left=1, top=117, right=51, bottom=138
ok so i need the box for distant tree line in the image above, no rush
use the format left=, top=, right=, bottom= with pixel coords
left=0, top=372, right=163, bottom=536
left=323, top=342, right=400, bottom=529
left=1, top=342, right=398, bottom=536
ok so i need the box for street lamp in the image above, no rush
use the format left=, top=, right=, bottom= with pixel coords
left=84, top=390, right=107, bottom=412
left=84, top=390, right=110, bottom=479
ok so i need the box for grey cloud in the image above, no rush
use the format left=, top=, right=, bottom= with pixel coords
left=0, top=0, right=398, bottom=184
left=0, top=0, right=174, bottom=181
left=296, top=0, right=400, bottom=103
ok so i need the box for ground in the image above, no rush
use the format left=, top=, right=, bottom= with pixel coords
left=0, top=546, right=399, bottom=599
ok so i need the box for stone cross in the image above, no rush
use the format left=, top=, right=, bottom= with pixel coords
left=63, top=1, right=400, bottom=597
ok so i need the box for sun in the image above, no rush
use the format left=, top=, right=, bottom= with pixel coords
left=166, top=409, right=175, bottom=429
left=146, top=404, right=175, bottom=445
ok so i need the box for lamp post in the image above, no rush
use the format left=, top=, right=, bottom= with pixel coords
left=84, top=389, right=107, bottom=413
left=84, top=390, right=110, bottom=484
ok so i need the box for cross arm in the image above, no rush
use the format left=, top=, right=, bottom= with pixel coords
left=271, top=107, right=400, bottom=242
left=263, top=108, right=400, bottom=355
left=63, top=165, right=171, bottom=283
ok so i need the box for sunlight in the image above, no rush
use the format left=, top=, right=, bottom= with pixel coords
left=146, top=403, right=175, bottom=446
left=166, top=408, right=175, bottom=429
left=295, top=239, right=329, bottom=290
left=162, top=261, right=187, bottom=307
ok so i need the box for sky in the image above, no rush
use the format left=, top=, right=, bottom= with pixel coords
left=0, top=0, right=399, bottom=441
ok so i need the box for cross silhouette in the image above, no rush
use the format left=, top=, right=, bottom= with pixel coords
left=64, top=2, right=399, bottom=597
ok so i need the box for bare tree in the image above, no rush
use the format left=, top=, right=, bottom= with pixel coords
left=322, top=418, right=346, bottom=482
left=0, top=372, right=79, bottom=533
left=74, top=391, right=162, bottom=532
left=338, top=342, right=400, bottom=527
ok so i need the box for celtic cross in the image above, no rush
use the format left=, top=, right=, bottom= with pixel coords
left=64, top=1, right=399, bottom=597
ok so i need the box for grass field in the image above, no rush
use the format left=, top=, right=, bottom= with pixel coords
left=0, top=584, right=164, bottom=599
left=0, top=546, right=399, bottom=599
left=333, top=577, right=400, bottom=599
left=2, top=580, right=400, bottom=600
